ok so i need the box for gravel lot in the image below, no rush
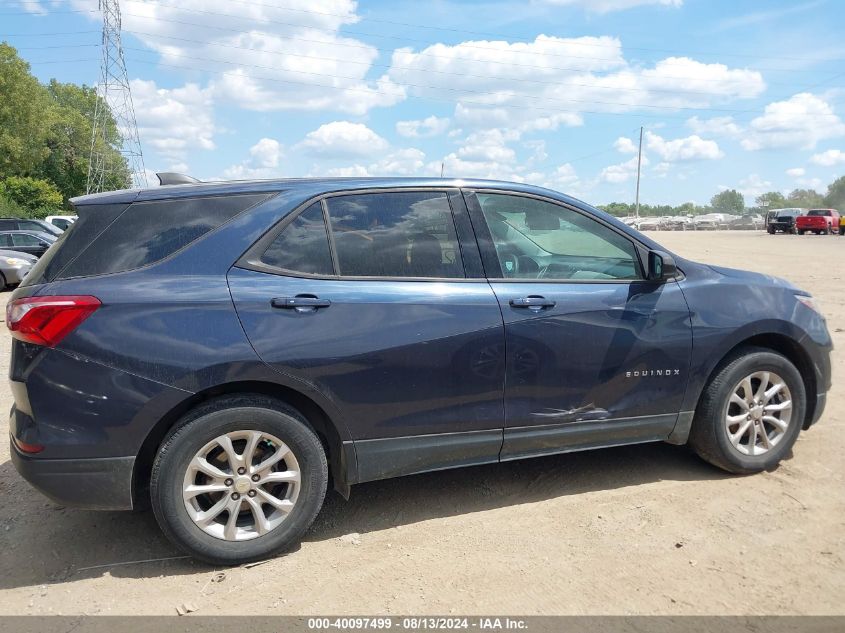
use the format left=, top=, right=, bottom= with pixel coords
left=0, top=230, right=843, bottom=616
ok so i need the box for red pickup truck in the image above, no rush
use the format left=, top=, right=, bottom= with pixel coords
left=796, top=208, right=840, bottom=235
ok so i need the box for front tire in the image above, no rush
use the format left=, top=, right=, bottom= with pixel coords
left=688, top=348, right=805, bottom=475
left=150, top=396, right=328, bottom=565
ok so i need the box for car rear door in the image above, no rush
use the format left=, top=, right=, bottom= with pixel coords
left=463, top=190, right=693, bottom=461
left=228, top=189, right=506, bottom=484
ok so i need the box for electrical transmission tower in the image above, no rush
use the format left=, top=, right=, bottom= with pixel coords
left=87, top=0, right=147, bottom=193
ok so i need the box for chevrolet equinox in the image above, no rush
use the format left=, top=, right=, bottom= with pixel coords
left=8, top=177, right=832, bottom=564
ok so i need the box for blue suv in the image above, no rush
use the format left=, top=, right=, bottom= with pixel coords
left=8, top=177, right=832, bottom=564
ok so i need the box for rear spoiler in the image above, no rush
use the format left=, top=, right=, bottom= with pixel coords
left=157, top=172, right=201, bottom=186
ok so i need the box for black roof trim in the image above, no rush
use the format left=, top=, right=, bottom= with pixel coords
left=157, top=172, right=201, bottom=186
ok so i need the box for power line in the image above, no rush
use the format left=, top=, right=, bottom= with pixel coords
left=111, top=8, right=843, bottom=74
left=117, top=32, right=820, bottom=98
left=8, top=0, right=845, bottom=65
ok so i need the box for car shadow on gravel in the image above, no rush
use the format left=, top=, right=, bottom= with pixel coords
left=0, top=442, right=735, bottom=590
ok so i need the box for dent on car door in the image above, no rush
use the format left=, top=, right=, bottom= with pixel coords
left=228, top=190, right=507, bottom=484
left=463, top=191, right=693, bottom=460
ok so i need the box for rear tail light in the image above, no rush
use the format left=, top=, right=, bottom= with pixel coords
left=6, top=295, right=101, bottom=347
left=12, top=436, right=44, bottom=454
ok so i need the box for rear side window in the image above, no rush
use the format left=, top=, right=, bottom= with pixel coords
left=260, top=202, right=333, bottom=275
left=325, top=192, right=464, bottom=278
left=57, top=193, right=269, bottom=279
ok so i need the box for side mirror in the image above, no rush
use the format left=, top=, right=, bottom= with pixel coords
left=647, top=250, right=677, bottom=282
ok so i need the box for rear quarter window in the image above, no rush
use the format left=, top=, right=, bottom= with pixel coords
left=26, top=193, right=270, bottom=283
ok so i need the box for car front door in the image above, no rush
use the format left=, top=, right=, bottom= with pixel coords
left=10, top=233, right=46, bottom=257
left=463, top=190, right=693, bottom=461
left=229, top=189, right=506, bottom=484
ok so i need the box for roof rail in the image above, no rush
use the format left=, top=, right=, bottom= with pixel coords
left=156, top=172, right=201, bottom=186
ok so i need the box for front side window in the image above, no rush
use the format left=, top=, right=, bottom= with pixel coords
left=12, top=234, right=41, bottom=246
left=475, top=193, right=641, bottom=281
left=325, top=192, right=464, bottom=278
left=260, top=202, right=334, bottom=275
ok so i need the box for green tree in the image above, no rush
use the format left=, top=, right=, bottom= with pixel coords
left=824, top=176, right=845, bottom=210
left=40, top=80, right=130, bottom=201
left=0, top=176, right=63, bottom=217
left=755, top=191, right=787, bottom=211
left=711, top=189, right=745, bottom=213
left=0, top=42, right=131, bottom=206
left=787, top=188, right=824, bottom=208
left=0, top=43, right=51, bottom=178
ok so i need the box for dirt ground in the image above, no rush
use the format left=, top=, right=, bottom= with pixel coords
left=0, top=230, right=843, bottom=616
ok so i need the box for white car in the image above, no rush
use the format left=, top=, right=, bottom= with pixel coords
left=45, top=215, right=77, bottom=231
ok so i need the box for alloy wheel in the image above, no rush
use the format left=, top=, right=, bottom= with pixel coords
left=724, top=371, right=792, bottom=456
left=182, top=430, right=301, bottom=541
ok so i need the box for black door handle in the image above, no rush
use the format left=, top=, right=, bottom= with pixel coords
left=271, top=296, right=331, bottom=309
left=509, top=296, right=556, bottom=309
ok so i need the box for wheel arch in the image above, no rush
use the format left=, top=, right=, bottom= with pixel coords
left=132, top=380, right=356, bottom=507
left=690, top=332, right=817, bottom=434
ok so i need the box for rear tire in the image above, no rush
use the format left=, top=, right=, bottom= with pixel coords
left=839, top=226, right=845, bottom=236
left=797, top=230, right=804, bottom=235
left=688, top=348, right=805, bottom=475
left=150, top=396, right=328, bottom=565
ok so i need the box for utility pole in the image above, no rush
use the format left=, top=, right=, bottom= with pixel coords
left=87, top=0, right=147, bottom=193
left=634, top=126, right=643, bottom=219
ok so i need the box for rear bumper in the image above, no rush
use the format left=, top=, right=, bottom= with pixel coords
left=10, top=437, right=135, bottom=510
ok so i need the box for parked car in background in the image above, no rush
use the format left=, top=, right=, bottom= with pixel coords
left=45, top=215, right=77, bottom=231
left=693, top=213, right=729, bottom=230
left=665, top=216, right=694, bottom=231
left=0, top=230, right=57, bottom=258
left=7, top=175, right=832, bottom=565
left=0, top=218, right=63, bottom=237
left=767, top=208, right=804, bottom=234
left=0, top=249, right=36, bottom=289
left=840, top=213, right=845, bottom=236
left=731, top=214, right=765, bottom=230
left=796, top=209, right=840, bottom=235
left=635, top=217, right=665, bottom=231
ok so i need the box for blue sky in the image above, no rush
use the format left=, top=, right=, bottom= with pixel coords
left=5, top=0, right=845, bottom=205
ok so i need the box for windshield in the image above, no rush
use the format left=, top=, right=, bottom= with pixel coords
left=807, top=210, right=829, bottom=216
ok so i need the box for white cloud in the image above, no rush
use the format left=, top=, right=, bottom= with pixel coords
left=319, top=148, right=427, bottom=177
left=810, top=149, right=845, bottom=167
left=614, top=137, right=639, bottom=154
left=741, top=93, right=845, bottom=151
left=396, top=116, right=450, bottom=138
left=645, top=131, right=723, bottom=161
left=71, top=0, right=405, bottom=114
left=387, top=36, right=764, bottom=135
left=786, top=167, right=805, bottom=177
left=550, top=163, right=579, bottom=186
left=297, top=121, right=389, bottom=158
left=600, top=155, right=648, bottom=183
left=14, top=0, right=47, bottom=14
left=129, top=80, right=216, bottom=164
left=736, top=174, right=772, bottom=199
left=222, top=138, right=284, bottom=179
left=686, top=116, right=743, bottom=137
left=537, top=0, right=682, bottom=13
